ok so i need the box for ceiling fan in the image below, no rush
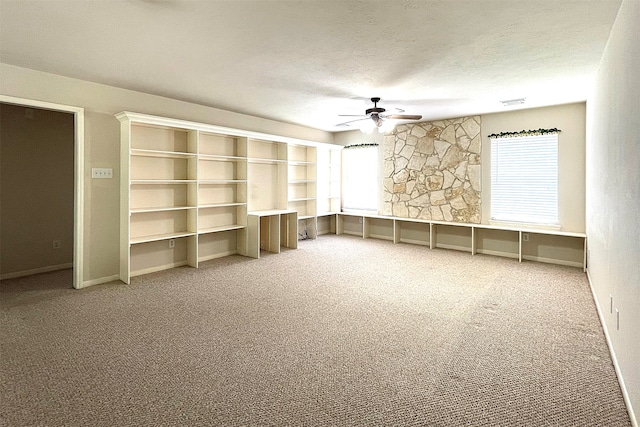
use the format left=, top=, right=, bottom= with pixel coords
left=336, top=97, right=422, bottom=131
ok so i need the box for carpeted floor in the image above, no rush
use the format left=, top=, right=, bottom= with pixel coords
left=0, top=235, right=631, bottom=426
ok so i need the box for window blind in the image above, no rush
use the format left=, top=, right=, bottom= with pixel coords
left=490, top=134, right=558, bottom=225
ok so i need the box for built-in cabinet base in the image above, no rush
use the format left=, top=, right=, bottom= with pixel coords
left=335, top=212, right=586, bottom=270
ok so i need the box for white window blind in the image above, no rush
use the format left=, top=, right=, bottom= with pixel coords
left=490, top=134, right=558, bottom=225
left=342, top=145, right=378, bottom=211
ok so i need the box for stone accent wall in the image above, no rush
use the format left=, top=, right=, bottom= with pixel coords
left=382, top=116, right=481, bottom=223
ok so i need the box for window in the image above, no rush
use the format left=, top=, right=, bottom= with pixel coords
left=342, top=144, right=378, bottom=211
left=490, top=134, right=558, bottom=225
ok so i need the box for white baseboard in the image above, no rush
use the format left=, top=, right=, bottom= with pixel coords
left=80, top=274, right=120, bottom=289
left=586, top=270, right=637, bottom=427
left=0, top=263, right=73, bottom=280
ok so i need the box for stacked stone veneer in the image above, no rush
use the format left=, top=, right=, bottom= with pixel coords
left=382, top=116, right=482, bottom=223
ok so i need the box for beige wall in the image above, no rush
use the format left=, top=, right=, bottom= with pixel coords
left=0, top=64, right=335, bottom=285
left=586, top=0, right=639, bottom=420
left=481, top=103, right=586, bottom=232
left=1, top=104, right=74, bottom=276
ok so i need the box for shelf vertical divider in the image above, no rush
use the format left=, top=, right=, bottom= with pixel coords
left=518, top=231, right=523, bottom=263
left=429, top=223, right=435, bottom=249
left=363, top=217, right=370, bottom=239
left=247, top=214, right=260, bottom=259
left=237, top=137, right=249, bottom=256
left=278, top=143, right=289, bottom=210
left=188, top=130, right=199, bottom=267
left=471, top=227, right=477, bottom=255
left=119, top=115, right=132, bottom=284
left=393, top=220, right=401, bottom=244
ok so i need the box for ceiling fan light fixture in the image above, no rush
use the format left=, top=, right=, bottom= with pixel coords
left=378, top=120, right=395, bottom=133
left=359, top=120, right=376, bottom=133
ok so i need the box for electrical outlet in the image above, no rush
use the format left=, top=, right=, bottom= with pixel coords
left=522, top=233, right=529, bottom=242
left=92, top=168, right=113, bottom=179
left=53, top=240, right=61, bottom=249
left=169, top=239, right=175, bottom=248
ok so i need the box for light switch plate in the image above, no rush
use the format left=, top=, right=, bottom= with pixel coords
left=92, top=168, right=113, bottom=179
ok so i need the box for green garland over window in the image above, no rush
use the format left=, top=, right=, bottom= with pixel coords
left=488, top=128, right=561, bottom=139
left=343, top=143, right=379, bottom=149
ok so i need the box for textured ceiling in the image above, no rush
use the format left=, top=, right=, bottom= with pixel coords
left=0, top=0, right=622, bottom=132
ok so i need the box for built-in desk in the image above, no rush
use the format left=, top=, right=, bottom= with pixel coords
left=247, top=210, right=298, bottom=258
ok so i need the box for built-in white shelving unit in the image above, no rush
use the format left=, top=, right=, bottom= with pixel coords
left=119, top=112, right=582, bottom=282
left=334, top=212, right=587, bottom=270
left=118, top=112, right=341, bottom=283
left=247, top=138, right=288, bottom=213
left=119, top=114, right=249, bottom=283
left=287, top=144, right=317, bottom=238
left=316, top=146, right=341, bottom=235
left=197, top=131, right=248, bottom=265
left=122, top=121, right=199, bottom=283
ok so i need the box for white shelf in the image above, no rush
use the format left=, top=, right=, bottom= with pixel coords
left=130, top=231, right=196, bottom=245
left=199, top=179, right=247, bottom=184
left=131, top=179, right=196, bottom=184
left=198, top=154, right=246, bottom=162
left=131, top=206, right=196, bottom=213
left=131, top=148, right=196, bottom=159
left=248, top=157, right=288, bottom=164
left=198, top=224, right=246, bottom=234
left=289, top=197, right=316, bottom=202
left=288, top=161, right=316, bottom=165
left=199, top=202, right=247, bottom=208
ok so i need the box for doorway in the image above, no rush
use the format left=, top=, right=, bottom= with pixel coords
left=0, top=95, right=84, bottom=288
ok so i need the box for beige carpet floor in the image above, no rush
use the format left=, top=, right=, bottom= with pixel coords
left=0, top=235, right=631, bottom=426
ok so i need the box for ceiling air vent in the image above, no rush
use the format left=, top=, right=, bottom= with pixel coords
left=501, top=98, right=526, bottom=107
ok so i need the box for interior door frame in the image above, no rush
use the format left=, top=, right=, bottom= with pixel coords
left=0, top=95, right=84, bottom=289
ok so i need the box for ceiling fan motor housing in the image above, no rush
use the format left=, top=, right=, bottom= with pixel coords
left=366, top=97, right=385, bottom=115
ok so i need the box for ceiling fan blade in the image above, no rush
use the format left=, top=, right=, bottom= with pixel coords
left=336, top=117, right=370, bottom=126
left=385, top=114, right=422, bottom=120
left=338, top=114, right=368, bottom=117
